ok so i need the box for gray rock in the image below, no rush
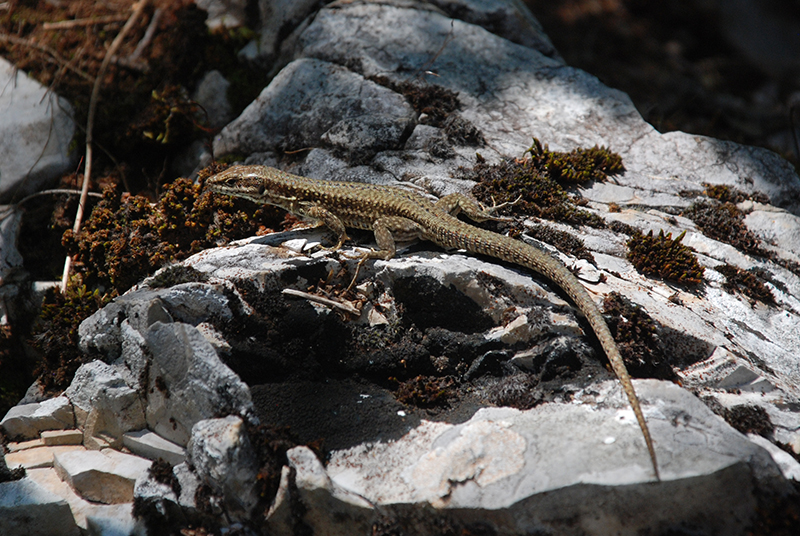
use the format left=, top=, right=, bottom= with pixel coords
left=0, top=477, right=80, bottom=536
left=0, top=58, right=76, bottom=203
left=122, top=429, right=186, bottom=466
left=64, top=361, right=145, bottom=449
left=53, top=448, right=152, bottom=505
left=426, top=0, right=559, bottom=55
left=214, top=58, right=416, bottom=161
left=188, top=416, right=260, bottom=521
left=255, top=0, right=320, bottom=61
left=144, top=322, right=253, bottom=446
left=1, top=396, right=75, bottom=439
left=193, top=70, right=233, bottom=130
left=0, top=205, right=23, bottom=285
left=316, top=381, right=786, bottom=535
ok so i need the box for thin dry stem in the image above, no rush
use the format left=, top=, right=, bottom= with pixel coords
left=60, top=0, right=151, bottom=293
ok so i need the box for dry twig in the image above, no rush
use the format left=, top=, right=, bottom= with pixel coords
left=60, top=0, right=151, bottom=292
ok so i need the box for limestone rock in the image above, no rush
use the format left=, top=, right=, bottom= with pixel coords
left=65, top=361, right=146, bottom=449
left=5, top=445, right=86, bottom=470
left=214, top=58, right=416, bottom=162
left=123, top=429, right=186, bottom=466
left=144, top=322, right=253, bottom=446
left=1, top=396, right=74, bottom=440
left=188, top=415, right=260, bottom=521
left=0, top=58, right=76, bottom=202
left=53, top=449, right=152, bottom=504
left=0, top=477, right=80, bottom=536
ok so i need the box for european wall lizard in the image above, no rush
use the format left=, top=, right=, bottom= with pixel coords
left=206, top=164, right=660, bottom=480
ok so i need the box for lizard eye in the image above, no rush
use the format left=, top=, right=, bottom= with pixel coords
left=257, top=184, right=267, bottom=196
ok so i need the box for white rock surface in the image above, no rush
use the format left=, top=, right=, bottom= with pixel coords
left=123, top=429, right=186, bottom=465
left=65, top=361, right=146, bottom=449
left=144, top=322, right=253, bottom=446
left=41, top=429, right=84, bottom=446
left=0, top=476, right=80, bottom=536
left=1, top=396, right=75, bottom=439
left=188, top=415, right=260, bottom=521
left=53, top=448, right=152, bottom=504
left=0, top=58, right=76, bottom=202
left=5, top=445, right=86, bottom=470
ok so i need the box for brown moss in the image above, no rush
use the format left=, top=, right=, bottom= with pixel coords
left=527, top=137, right=624, bottom=184
left=63, top=166, right=282, bottom=293
left=684, top=200, right=770, bottom=257
left=627, top=229, right=705, bottom=284
left=525, top=224, right=594, bottom=263
left=0, top=2, right=265, bottom=198
left=394, top=375, right=455, bottom=408
left=703, top=182, right=769, bottom=205
left=602, top=292, right=677, bottom=380
left=461, top=138, right=623, bottom=227
left=716, top=264, right=776, bottom=305
left=31, top=284, right=112, bottom=395
left=368, top=75, right=459, bottom=125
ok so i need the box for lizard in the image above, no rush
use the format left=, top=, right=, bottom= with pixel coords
left=206, top=164, right=660, bottom=480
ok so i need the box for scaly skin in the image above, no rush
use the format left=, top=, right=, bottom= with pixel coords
left=207, top=164, right=659, bottom=480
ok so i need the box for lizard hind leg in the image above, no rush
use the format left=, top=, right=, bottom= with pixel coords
left=435, top=193, right=521, bottom=223
left=345, top=216, right=421, bottom=292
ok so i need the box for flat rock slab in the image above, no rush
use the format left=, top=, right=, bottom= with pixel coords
left=53, top=448, right=152, bottom=504
left=0, top=476, right=80, bottom=536
left=123, top=428, right=186, bottom=466
left=1, top=396, right=74, bottom=439
left=41, top=429, right=84, bottom=446
left=5, top=445, right=86, bottom=470
left=306, top=381, right=787, bottom=535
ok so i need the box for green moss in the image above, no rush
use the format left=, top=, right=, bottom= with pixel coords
left=626, top=229, right=704, bottom=284
left=462, top=138, right=623, bottom=228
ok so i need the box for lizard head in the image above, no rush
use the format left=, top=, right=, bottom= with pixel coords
left=205, top=165, right=269, bottom=204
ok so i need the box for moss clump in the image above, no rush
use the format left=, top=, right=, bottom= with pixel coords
left=627, top=229, right=704, bottom=284
left=684, top=200, right=769, bottom=257
left=716, top=264, right=775, bottom=305
left=63, top=165, right=282, bottom=293
left=31, top=285, right=111, bottom=395
left=602, top=292, right=676, bottom=380
left=369, top=76, right=460, bottom=125
left=703, top=183, right=769, bottom=205
left=394, top=375, right=455, bottom=408
left=525, top=224, right=594, bottom=262
left=528, top=138, right=624, bottom=184
left=463, top=138, right=623, bottom=227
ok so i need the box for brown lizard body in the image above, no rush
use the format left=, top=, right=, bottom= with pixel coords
left=206, top=164, right=659, bottom=480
